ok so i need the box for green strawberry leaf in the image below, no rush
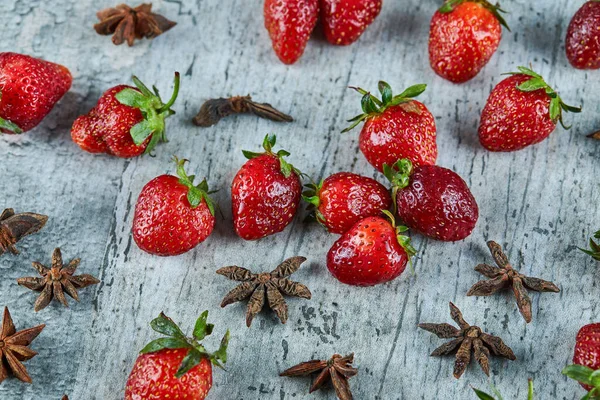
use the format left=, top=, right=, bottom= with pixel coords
left=472, top=388, right=496, bottom=400
left=395, top=84, right=427, bottom=100
left=140, top=337, right=189, bottom=354
left=211, top=330, right=230, bottom=368
left=115, top=88, right=148, bottom=108
left=379, top=81, right=393, bottom=104
left=175, top=348, right=203, bottom=378
left=562, top=364, right=595, bottom=385
left=151, top=312, right=186, bottom=339
left=0, top=117, right=23, bottom=134
left=549, top=97, right=561, bottom=123
left=193, top=310, right=215, bottom=341
left=129, top=120, right=155, bottom=145
left=517, top=77, right=547, bottom=92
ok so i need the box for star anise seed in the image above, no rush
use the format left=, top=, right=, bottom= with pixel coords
left=192, top=95, right=293, bottom=127
left=0, top=209, right=48, bottom=256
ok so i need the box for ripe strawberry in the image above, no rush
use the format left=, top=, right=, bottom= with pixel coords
left=478, top=67, right=581, bottom=152
left=343, top=81, right=437, bottom=173
left=429, top=0, right=508, bottom=83
left=232, top=135, right=302, bottom=240
left=0, top=52, right=71, bottom=134
left=71, top=72, right=180, bottom=157
left=303, top=172, right=391, bottom=234
left=125, top=311, right=229, bottom=400
left=133, top=158, right=216, bottom=256
left=321, top=0, right=382, bottom=46
left=327, top=211, right=416, bottom=286
left=562, top=323, right=600, bottom=395
left=264, top=0, right=319, bottom=64
left=384, top=159, right=478, bottom=242
left=566, top=1, right=600, bottom=70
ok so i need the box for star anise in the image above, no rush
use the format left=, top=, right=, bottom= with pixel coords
left=94, top=3, right=176, bottom=46
left=192, top=95, right=293, bottom=127
left=280, top=353, right=357, bottom=400
left=17, top=248, right=100, bottom=312
left=0, top=307, right=45, bottom=383
left=418, top=302, right=516, bottom=379
left=217, top=256, right=312, bottom=327
left=588, top=129, right=600, bottom=140
left=0, top=209, right=48, bottom=256
left=466, top=241, right=560, bottom=323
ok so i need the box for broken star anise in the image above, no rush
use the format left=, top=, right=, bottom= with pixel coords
left=217, top=256, right=311, bottom=327
left=467, top=241, right=560, bottom=323
left=418, top=302, right=516, bottom=379
left=0, top=209, right=48, bottom=256
left=192, top=95, right=293, bottom=127
left=280, top=353, right=357, bottom=400
left=0, top=307, right=45, bottom=383
left=17, top=248, right=100, bottom=312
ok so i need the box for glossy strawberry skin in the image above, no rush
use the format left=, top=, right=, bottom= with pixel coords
left=566, top=1, right=600, bottom=70
left=429, top=2, right=501, bottom=83
left=573, top=323, right=600, bottom=391
left=133, top=175, right=215, bottom=256
left=321, top=0, right=382, bottom=46
left=327, top=216, right=408, bottom=286
left=125, top=348, right=213, bottom=400
left=264, top=0, right=319, bottom=64
left=478, top=74, right=556, bottom=152
left=397, top=165, right=478, bottom=242
left=0, top=52, right=72, bottom=133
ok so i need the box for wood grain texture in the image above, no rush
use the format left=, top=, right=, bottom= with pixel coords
left=1, top=0, right=599, bottom=398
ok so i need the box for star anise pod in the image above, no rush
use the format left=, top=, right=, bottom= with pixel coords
left=466, top=241, right=560, bottom=323
left=0, top=307, right=45, bottom=383
left=17, top=248, right=100, bottom=312
left=588, top=129, right=600, bottom=140
left=418, top=302, right=516, bottom=379
left=217, top=256, right=312, bottom=327
left=192, top=95, right=293, bottom=127
left=280, top=353, right=357, bottom=400
left=94, top=3, right=176, bottom=46
left=0, top=209, right=48, bottom=256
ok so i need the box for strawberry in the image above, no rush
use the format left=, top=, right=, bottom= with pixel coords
left=429, top=0, right=508, bottom=83
left=133, top=158, right=216, bottom=256
left=566, top=1, right=600, bottom=70
left=478, top=67, right=581, bottom=152
left=0, top=52, right=71, bottom=134
left=264, top=0, right=319, bottom=64
left=562, top=323, right=600, bottom=396
left=326, top=211, right=416, bottom=286
left=321, top=0, right=382, bottom=46
left=343, top=81, right=437, bottom=173
left=303, top=172, right=391, bottom=234
left=384, top=159, right=478, bottom=242
left=125, top=311, right=229, bottom=400
left=232, top=135, right=302, bottom=240
left=71, top=72, right=180, bottom=157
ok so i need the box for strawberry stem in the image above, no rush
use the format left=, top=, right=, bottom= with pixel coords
left=157, top=72, right=181, bottom=114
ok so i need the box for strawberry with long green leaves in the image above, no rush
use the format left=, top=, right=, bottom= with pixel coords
left=473, top=379, right=534, bottom=399
left=125, top=311, right=229, bottom=400
left=343, top=81, right=437, bottom=173
left=580, top=230, right=600, bottom=261
left=71, top=72, right=180, bottom=157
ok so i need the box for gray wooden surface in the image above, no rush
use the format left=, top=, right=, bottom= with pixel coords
left=1, top=0, right=599, bottom=399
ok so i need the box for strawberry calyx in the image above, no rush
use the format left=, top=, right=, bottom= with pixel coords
left=472, top=379, right=534, bottom=400
left=381, top=209, right=417, bottom=262
left=115, top=71, right=180, bottom=155
left=242, top=134, right=302, bottom=179
left=173, top=157, right=216, bottom=215
left=302, top=180, right=325, bottom=225
left=562, top=365, right=600, bottom=398
left=382, top=158, right=414, bottom=208
left=439, top=0, right=510, bottom=30
left=140, top=311, right=230, bottom=377
left=579, top=230, right=600, bottom=261
left=342, top=81, right=427, bottom=133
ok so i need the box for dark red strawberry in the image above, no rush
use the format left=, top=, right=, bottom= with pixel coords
left=478, top=67, right=581, bottom=152
left=321, top=0, right=382, bottom=46
left=327, top=211, right=416, bottom=286
left=133, top=158, right=216, bottom=256
left=429, top=0, right=508, bottom=83
left=0, top=52, right=71, bottom=134
left=264, top=0, right=319, bottom=64
left=125, top=311, right=229, bottom=400
left=562, top=323, right=600, bottom=395
left=343, top=81, right=437, bottom=172
left=566, top=1, right=600, bottom=70
left=71, top=72, right=179, bottom=157
left=303, top=172, right=391, bottom=234
left=384, top=159, right=478, bottom=242
left=232, top=135, right=302, bottom=240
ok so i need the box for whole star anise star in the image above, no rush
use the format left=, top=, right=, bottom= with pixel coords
left=217, top=256, right=311, bottom=327
left=467, top=241, right=560, bottom=323
left=280, top=353, right=357, bottom=400
left=17, top=248, right=100, bottom=312
left=419, top=302, right=516, bottom=379
left=0, top=307, right=45, bottom=383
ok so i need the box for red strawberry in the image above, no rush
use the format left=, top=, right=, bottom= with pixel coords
left=566, top=1, right=600, bottom=70
left=321, top=0, right=382, bottom=46
left=478, top=67, right=581, bottom=152
left=71, top=72, right=180, bottom=157
left=125, top=311, right=229, bottom=400
left=264, top=0, right=319, bottom=64
left=429, top=0, right=508, bottom=83
left=133, top=158, right=216, bottom=256
left=232, top=135, right=302, bottom=240
left=384, top=159, right=478, bottom=242
left=0, top=52, right=71, bottom=134
left=562, top=323, right=600, bottom=395
left=303, top=172, right=391, bottom=234
left=327, top=211, right=416, bottom=286
left=343, top=81, right=437, bottom=173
